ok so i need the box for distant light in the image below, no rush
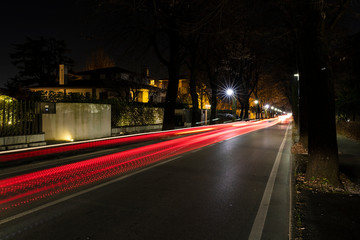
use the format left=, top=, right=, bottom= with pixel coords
left=226, top=89, right=234, bottom=96
left=264, top=104, right=269, bottom=109
left=271, top=106, right=274, bottom=110
left=254, top=100, right=259, bottom=104
left=294, top=73, right=299, bottom=81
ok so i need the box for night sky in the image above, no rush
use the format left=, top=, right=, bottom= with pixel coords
left=1, top=1, right=359, bottom=88
left=1, top=0, right=162, bottom=88
left=0, top=1, right=94, bottom=86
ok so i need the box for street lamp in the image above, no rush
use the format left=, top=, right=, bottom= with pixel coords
left=226, top=88, right=236, bottom=121
left=226, top=89, right=234, bottom=96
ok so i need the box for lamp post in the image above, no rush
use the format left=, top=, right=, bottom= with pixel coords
left=226, top=89, right=236, bottom=121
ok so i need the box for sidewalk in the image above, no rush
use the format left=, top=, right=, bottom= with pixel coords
left=294, top=135, right=360, bottom=240
left=338, top=135, right=360, bottom=184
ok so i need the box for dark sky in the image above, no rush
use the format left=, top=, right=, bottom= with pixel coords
left=0, top=0, right=100, bottom=87
left=1, top=1, right=359, bottom=88
left=0, top=0, right=169, bottom=88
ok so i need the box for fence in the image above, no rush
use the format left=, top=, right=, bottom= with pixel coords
left=0, top=99, right=42, bottom=137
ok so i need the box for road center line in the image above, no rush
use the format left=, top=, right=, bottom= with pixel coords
left=248, top=125, right=290, bottom=240
left=0, top=156, right=182, bottom=225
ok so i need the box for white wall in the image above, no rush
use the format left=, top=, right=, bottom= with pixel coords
left=42, top=103, right=111, bottom=141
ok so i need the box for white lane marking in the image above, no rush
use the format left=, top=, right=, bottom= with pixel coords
left=191, top=149, right=202, bottom=153
left=0, top=156, right=182, bottom=225
left=288, top=125, right=293, bottom=240
left=248, top=124, right=290, bottom=240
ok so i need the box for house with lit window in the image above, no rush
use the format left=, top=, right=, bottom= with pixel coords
left=29, top=66, right=164, bottom=103
left=149, top=77, right=211, bottom=110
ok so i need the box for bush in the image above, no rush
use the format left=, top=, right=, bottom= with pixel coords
left=104, top=98, right=163, bottom=127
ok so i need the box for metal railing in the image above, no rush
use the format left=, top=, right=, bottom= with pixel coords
left=0, top=99, right=42, bottom=137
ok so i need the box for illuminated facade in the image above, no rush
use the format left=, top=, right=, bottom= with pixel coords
left=149, top=78, right=211, bottom=109
left=29, top=67, right=155, bottom=103
left=28, top=66, right=211, bottom=107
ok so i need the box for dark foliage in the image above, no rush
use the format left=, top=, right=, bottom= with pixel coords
left=8, top=37, right=73, bottom=88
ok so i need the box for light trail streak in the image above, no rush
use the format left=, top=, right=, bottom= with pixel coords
left=0, top=125, right=224, bottom=163
left=175, top=128, right=215, bottom=135
left=0, top=119, right=279, bottom=212
left=0, top=120, right=272, bottom=163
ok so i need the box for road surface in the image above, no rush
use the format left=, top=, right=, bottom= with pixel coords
left=0, top=122, right=292, bottom=240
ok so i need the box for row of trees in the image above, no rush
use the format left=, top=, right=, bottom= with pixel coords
left=291, top=0, right=358, bottom=186
left=84, top=0, right=290, bottom=129
left=6, top=0, right=359, bottom=186
left=7, top=1, right=291, bottom=129
left=88, top=0, right=358, bottom=186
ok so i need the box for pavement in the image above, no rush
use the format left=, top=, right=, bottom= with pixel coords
left=0, top=124, right=291, bottom=240
left=294, top=135, right=360, bottom=240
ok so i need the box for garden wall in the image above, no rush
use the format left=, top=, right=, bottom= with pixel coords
left=42, top=103, right=111, bottom=141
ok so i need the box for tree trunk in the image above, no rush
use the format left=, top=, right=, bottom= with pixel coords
left=299, top=1, right=340, bottom=186
left=189, top=59, right=200, bottom=127
left=162, top=27, right=181, bottom=130
left=210, top=86, right=217, bottom=125
left=207, top=65, right=218, bottom=125
left=244, top=100, right=250, bottom=120
left=290, top=76, right=299, bottom=128
left=163, top=63, right=180, bottom=130
left=239, top=101, right=245, bottom=120
left=298, top=66, right=309, bottom=148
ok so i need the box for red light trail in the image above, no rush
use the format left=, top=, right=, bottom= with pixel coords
left=0, top=119, right=281, bottom=212
left=0, top=122, right=237, bottom=163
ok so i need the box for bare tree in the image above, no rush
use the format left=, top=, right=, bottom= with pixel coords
left=83, top=0, right=231, bottom=130
left=85, top=49, right=115, bottom=71
left=292, top=0, right=353, bottom=186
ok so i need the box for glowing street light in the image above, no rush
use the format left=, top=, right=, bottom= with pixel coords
left=254, top=99, right=259, bottom=104
left=226, top=89, right=234, bottom=96
left=294, top=73, right=299, bottom=81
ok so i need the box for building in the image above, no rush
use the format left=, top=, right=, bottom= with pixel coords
left=29, top=66, right=163, bottom=103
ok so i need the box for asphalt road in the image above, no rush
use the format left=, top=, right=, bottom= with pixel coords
left=0, top=124, right=292, bottom=240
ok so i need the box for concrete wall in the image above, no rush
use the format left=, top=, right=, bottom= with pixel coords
left=0, top=134, right=46, bottom=151
left=42, top=103, right=111, bottom=141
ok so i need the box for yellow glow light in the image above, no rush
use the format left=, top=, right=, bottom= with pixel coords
left=64, top=134, right=74, bottom=142
left=175, top=128, right=214, bottom=135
